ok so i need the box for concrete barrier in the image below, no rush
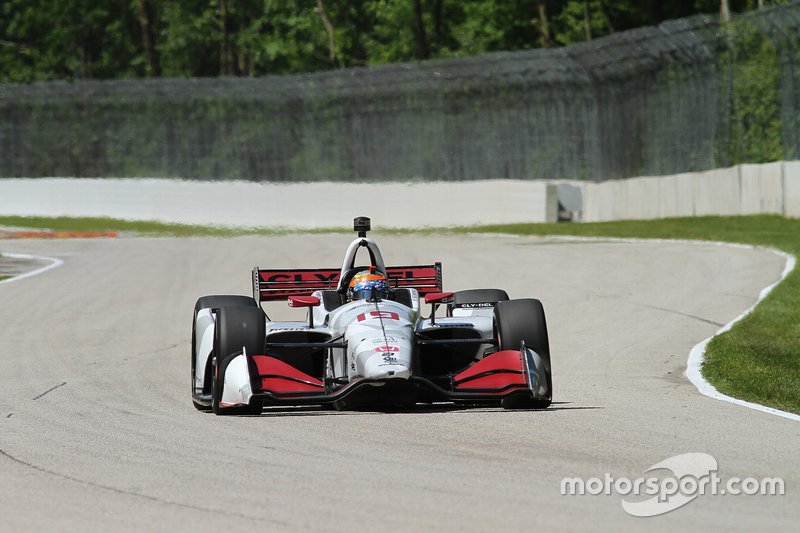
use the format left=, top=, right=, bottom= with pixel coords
left=1, top=162, right=797, bottom=227
left=577, top=168, right=740, bottom=222
left=0, top=178, right=559, bottom=229
left=739, top=162, right=783, bottom=215
left=574, top=162, right=798, bottom=222
left=784, top=161, right=800, bottom=218
left=693, top=167, right=740, bottom=216
left=657, top=174, right=689, bottom=218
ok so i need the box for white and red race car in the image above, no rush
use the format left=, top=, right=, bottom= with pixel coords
left=191, top=217, right=552, bottom=415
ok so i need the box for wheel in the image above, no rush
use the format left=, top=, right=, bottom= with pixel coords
left=191, top=300, right=211, bottom=411
left=452, top=289, right=509, bottom=306
left=449, top=289, right=509, bottom=315
left=194, top=294, right=257, bottom=313
left=211, top=305, right=266, bottom=415
left=494, top=298, right=552, bottom=409
left=191, top=295, right=258, bottom=411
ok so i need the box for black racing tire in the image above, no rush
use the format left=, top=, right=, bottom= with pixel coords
left=210, top=305, right=266, bottom=415
left=191, top=295, right=257, bottom=411
left=494, top=298, right=552, bottom=409
left=194, top=294, right=257, bottom=313
left=452, top=289, right=509, bottom=307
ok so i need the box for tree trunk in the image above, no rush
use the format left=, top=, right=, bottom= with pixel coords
left=412, top=0, right=430, bottom=60
left=316, top=0, right=336, bottom=65
left=219, top=0, right=235, bottom=75
left=135, top=0, right=161, bottom=77
left=538, top=1, right=551, bottom=48
left=584, top=0, right=592, bottom=41
left=238, top=17, right=251, bottom=75
left=78, top=45, right=89, bottom=79
left=432, top=0, right=444, bottom=53
left=720, top=0, right=731, bottom=23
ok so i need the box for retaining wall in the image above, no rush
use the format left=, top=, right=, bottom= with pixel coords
left=1, top=162, right=798, bottom=228
left=0, top=178, right=559, bottom=229
left=569, top=161, right=799, bottom=222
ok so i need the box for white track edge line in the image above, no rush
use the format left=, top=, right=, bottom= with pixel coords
left=0, top=253, right=64, bottom=285
left=685, top=248, right=800, bottom=422
left=545, top=235, right=800, bottom=422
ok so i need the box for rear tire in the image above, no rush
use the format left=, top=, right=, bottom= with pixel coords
left=494, top=299, right=552, bottom=409
left=195, top=294, right=257, bottom=313
left=209, top=305, right=265, bottom=415
left=453, top=289, right=509, bottom=306
left=191, top=295, right=258, bottom=411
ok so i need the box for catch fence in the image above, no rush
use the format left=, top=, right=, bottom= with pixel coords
left=1, top=3, right=799, bottom=182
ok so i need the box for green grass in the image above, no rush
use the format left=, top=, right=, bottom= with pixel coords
left=2, top=214, right=799, bottom=414
left=0, top=215, right=349, bottom=237
left=467, top=215, right=800, bottom=414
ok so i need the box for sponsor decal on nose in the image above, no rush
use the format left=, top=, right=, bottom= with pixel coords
left=375, top=345, right=399, bottom=352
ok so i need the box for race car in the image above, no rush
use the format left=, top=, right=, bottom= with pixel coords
left=191, top=217, right=552, bottom=415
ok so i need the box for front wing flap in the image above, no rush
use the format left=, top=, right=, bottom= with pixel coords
left=222, top=347, right=549, bottom=407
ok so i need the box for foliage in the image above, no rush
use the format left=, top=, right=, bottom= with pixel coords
left=0, top=0, right=141, bottom=81
left=727, top=19, right=784, bottom=163
left=1, top=0, right=790, bottom=82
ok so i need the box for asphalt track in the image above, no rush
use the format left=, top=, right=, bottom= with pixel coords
left=0, top=234, right=797, bottom=531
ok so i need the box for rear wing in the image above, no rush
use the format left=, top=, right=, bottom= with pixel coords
left=253, top=263, right=442, bottom=303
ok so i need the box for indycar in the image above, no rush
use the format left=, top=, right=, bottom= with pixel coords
left=191, top=217, right=552, bottom=415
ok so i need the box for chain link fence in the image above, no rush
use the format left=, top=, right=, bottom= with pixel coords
left=1, top=3, right=799, bottom=182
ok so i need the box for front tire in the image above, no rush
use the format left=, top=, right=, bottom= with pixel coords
left=209, top=305, right=265, bottom=415
left=191, top=295, right=258, bottom=411
left=494, top=298, right=552, bottom=409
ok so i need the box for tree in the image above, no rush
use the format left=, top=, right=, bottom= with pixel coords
left=411, top=0, right=431, bottom=60
left=1, top=0, right=789, bottom=81
left=315, top=0, right=336, bottom=65
left=135, top=0, right=160, bottom=77
left=538, top=1, right=552, bottom=48
left=0, top=0, right=143, bottom=82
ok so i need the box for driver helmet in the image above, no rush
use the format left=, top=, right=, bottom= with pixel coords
left=349, top=270, right=389, bottom=300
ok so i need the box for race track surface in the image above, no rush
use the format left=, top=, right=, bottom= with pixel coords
left=0, top=234, right=797, bottom=531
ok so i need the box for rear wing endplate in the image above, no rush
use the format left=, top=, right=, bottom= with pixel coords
left=253, top=263, right=442, bottom=303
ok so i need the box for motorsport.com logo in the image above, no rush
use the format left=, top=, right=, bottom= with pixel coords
left=560, top=453, right=785, bottom=517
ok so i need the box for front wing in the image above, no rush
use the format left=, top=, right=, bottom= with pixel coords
left=219, top=346, right=549, bottom=409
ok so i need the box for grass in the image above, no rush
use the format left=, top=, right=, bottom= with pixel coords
left=0, top=215, right=309, bottom=237
left=2, top=214, right=799, bottom=414
left=467, top=215, right=800, bottom=414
